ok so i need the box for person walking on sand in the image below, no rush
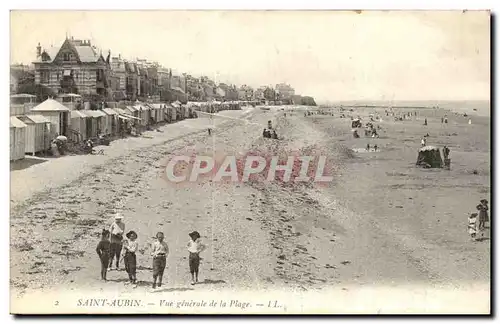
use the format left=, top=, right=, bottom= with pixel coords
left=96, top=229, right=111, bottom=281
left=187, top=231, right=206, bottom=285
left=476, top=199, right=489, bottom=231
left=122, top=231, right=138, bottom=288
left=151, top=232, right=169, bottom=290
left=468, top=213, right=478, bottom=241
left=108, top=214, right=125, bottom=271
left=366, top=143, right=370, bottom=152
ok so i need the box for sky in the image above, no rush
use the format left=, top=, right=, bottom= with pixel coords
left=10, top=10, right=490, bottom=102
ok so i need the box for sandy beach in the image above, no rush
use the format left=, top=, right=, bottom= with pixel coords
left=10, top=103, right=490, bottom=313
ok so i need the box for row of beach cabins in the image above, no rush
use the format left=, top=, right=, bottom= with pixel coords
left=10, top=93, right=248, bottom=162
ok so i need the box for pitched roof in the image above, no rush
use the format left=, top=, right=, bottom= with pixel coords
left=114, top=108, right=129, bottom=115
left=70, top=110, right=88, bottom=118
left=21, top=114, right=50, bottom=123
left=81, top=110, right=106, bottom=118
left=10, top=116, right=27, bottom=128
left=103, top=108, right=118, bottom=115
left=74, top=45, right=101, bottom=63
left=31, top=99, right=70, bottom=112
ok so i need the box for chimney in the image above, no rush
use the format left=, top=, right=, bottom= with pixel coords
left=36, top=43, right=41, bottom=57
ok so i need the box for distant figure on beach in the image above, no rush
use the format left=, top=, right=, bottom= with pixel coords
left=468, top=213, right=478, bottom=241
left=374, top=144, right=378, bottom=152
left=366, top=143, right=370, bottom=151
left=476, top=199, right=489, bottom=231
left=443, top=146, right=450, bottom=160
left=469, top=119, right=472, bottom=125
left=424, top=118, right=428, bottom=126
left=421, top=137, right=426, bottom=147
left=444, top=117, right=448, bottom=124
left=208, top=127, right=212, bottom=136
left=441, top=117, right=444, bottom=123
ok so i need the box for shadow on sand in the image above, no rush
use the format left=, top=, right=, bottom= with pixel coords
left=196, top=279, right=226, bottom=285
left=10, top=157, right=48, bottom=171
left=151, top=287, right=195, bottom=293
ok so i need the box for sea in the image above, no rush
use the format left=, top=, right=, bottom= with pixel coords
left=323, top=100, right=490, bottom=117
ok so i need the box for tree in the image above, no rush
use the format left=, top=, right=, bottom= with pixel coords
left=263, top=87, right=276, bottom=101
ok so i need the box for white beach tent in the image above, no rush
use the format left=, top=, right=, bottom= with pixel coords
left=70, top=110, right=89, bottom=142
left=18, top=114, right=51, bottom=155
left=30, top=98, right=70, bottom=138
left=10, top=116, right=27, bottom=161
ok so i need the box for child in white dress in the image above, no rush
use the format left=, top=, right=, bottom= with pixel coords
left=468, top=213, right=478, bottom=241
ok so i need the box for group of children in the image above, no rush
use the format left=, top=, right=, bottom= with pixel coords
left=96, top=213, right=206, bottom=290
left=468, top=199, right=490, bottom=241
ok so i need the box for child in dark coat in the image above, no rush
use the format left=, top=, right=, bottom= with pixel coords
left=96, top=229, right=111, bottom=281
left=122, top=230, right=138, bottom=288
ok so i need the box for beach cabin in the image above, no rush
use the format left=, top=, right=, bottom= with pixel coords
left=149, top=104, right=163, bottom=123
left=125, top=106, right=139, bottom=119
left=30, top=99, right=70, bottom=138
left=69, top=110, right=89, bottom=142
left=163, top=104, right=174, bottom=123
left=18, top=114, right=51, bottom=155
left=133, top=104, right=150, bottom=127
left=103, top=108, right=119, bottom=136
left=81, top=110, right=106, bottom=138
left=10, top=116, right=27, bottom=161
left=10, top=94, right=37, bottom=116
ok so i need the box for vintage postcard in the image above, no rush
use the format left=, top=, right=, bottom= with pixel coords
left=9, top=10, right=490, bottom=314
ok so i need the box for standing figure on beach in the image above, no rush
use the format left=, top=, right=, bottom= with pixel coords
left=151, top=232, right=169, bottom=290
left=123, top=231, right=138, bottom=288
left=476, top=199, right=489, bottom=231
left=96, top=229, right=111, bottom=281
left=109, top=214, right=125, bottom=271
left=443, top=146, right=450, bottom=160
left=468, top=213, right=478, bottom=241
left=421, top=137, right=426, bottom=147
left=424, top=118, right=428, bottom=126
left=366, top=143, right=370, bottom=151
left=374, top=144, right=378, bottom=152
left=187, top=231, right=206, bottom=285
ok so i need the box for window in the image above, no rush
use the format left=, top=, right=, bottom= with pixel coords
left=63, top=52, right=71, bottom=61
left=40, top=71, right=49, bottom=84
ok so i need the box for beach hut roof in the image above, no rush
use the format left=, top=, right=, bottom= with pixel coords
left=134, top=104, right=150, bottom=111
left=114, top=108, right=128, bottom=115
left=59, top=93, right=81, bottom=98
left=151, top=104, right=163, bottom=109
left=103, top=108, right=118, bottom=115
left=11, top=93, right=36, bottom=99
left=70, top=110, right=88, bottom=118
left=22, top=114, right=50, bottom=123
left=10, top=116, right=27, bottom=128
left=126, top=106, right=137, bottom=112
left=419, top=145, right=439, bottom=152
left=81, top=110, right=106, bottom=118
left=31, top=98, right=70, bottom=112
